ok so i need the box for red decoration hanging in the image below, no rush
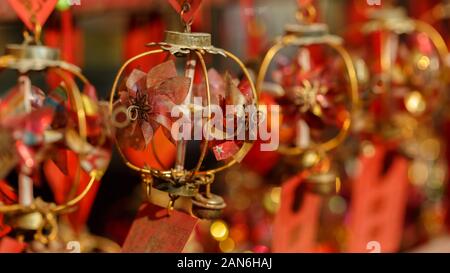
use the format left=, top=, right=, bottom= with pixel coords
left=348, top=144, right=409, bottom=253
left=272, top=172, right=322, bottom=252
left=7, top=0, right=58, bottom=31
left=122, top=203, right=198, bottom=253
left=167, top=0, right=202, bottom=24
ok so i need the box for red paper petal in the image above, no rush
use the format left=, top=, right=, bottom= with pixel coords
left=154, top=76, right=191, bottom=105
left=44, top=158, right=71, bottom=204
left=207, top=69, right=226, bottom=105
left=140, top=121, right=154, bottom=147
left=68, top=171, right=101, bottom=234
left=151, top=113, right=172, bottom=132
left=238, top=78, right=253, bottom=102
left=117, top=122, right=146, bottom=150
left=126, top=69, right=147, bottom=95
left=146, top=60, right=178, bottom=89
left=51, top=148, right=69, bottom=175
left=0, top=216, right=12, bottom=238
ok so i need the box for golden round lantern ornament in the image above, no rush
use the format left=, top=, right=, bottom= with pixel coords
left=0, top=27, right=111, bottom=251
left=110, top=4, right=258, bottom=220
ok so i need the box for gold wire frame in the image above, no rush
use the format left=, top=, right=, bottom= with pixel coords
left=256, top=35, right=359, bottom=156
left=109, top=47, right=258, bottom=177
left=0, top=56, right=103, bottom=215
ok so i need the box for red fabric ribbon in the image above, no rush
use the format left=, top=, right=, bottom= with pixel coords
left=7, top=0, right=57, bottom=31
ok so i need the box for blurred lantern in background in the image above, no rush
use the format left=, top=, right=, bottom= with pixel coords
left=256, top=0, right=358, bottom=192
left=0, top=0, right=115, bottom=252
left=110, top=0, right=257, bottom=221
left=346, top=4, right=449, bottom=251
left=253, top=0, right=358, bottom=252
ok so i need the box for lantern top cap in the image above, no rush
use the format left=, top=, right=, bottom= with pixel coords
left=362, top=7, right=415, bottom=35
left=368, top=7, right=408, bottom=21
left=164, top=31, right=212, bottom=48
left=284, top=23, right=329, bottom=37
left=5, top=44, right=60, bottom=62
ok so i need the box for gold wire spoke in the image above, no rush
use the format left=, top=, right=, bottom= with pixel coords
left=190, top=50, right=211, bottom=175
left=54, top=63, right=111, bottom=211
left=109, top=46, right=258, bottom=177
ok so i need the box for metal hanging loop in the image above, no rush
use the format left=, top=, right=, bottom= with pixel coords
left=296, top=3, right=317, bottom=24
left=180, top=1, right=193, bottom=33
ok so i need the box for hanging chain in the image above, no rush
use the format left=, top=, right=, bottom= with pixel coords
left=167, top=193, right=179, bottom=215
left=141, top=172, right=153, bottom=202
left=22, top=23, right=42, bottom=45
left=180, top=0, right=194, bottom=33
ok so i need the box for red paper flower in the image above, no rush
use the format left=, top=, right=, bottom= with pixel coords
left=115, top=60, right=191, bottom=150
left=272, top=53, right=335, bottom=118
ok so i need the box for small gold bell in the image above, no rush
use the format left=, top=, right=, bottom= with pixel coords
left=191, top=193, right=226, bottom=220
left=304, top=171, right=338, bottom=196
left=6, top=211, right=44, bottom=231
